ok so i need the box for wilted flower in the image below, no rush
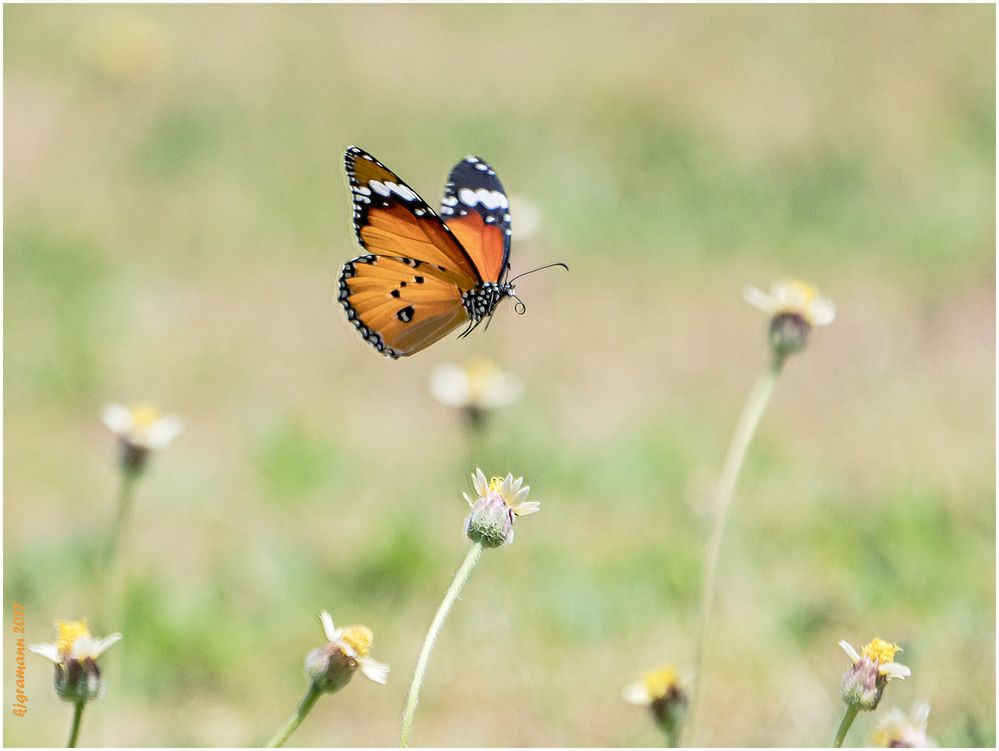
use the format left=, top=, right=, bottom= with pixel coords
left=430, top=357, right=522, bottom=429
left=462, top=469, right=539, bottom=548
left=102, top=402, right=183, bottom=473
left=623, top=665, right=689, bottom=743
left=744, top=279, right=835, bottom=364
left=304, top=611, right=388, bottom=694
left=839, top=637, right=910, bottom=711
left=29, top=620, right=121, bottom=703
left=873, top=702, right=935, bottom=747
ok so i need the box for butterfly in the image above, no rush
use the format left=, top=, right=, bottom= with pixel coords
left=338, top=147, right=562, bottom=359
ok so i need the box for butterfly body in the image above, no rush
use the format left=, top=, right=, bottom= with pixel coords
left=338, top=147, right=519, bottom=359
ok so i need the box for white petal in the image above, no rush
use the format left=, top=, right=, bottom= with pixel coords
left=621, top=682, right=651, bottom=705
left=472, top=469, right=488, bottom=497
left=87, top=633, right=122, bottom=658
left=808, top=297, right=836, bottom=326
left=501, top=474, right=514, bottom=497
left=145, top=416, right=183, bottom=449
left=742, top=285, right=776, bottom=314
left=101, top=403, right=133, bottom=435
left=514, top=486, right=531, bottom=504
left=430, top=365, right=471, bottom=407
left=359, top=657, right=389, bottom=685
left=28, top=643, right=61, bottom=663
left=838, top=640, right=860, bottom=663
left=70, top=635, right=106, bottom=660
left=478, top=373, right=522, bottom=408
left=319, top=611, right=337, bottom=642
left=509, top=476, right=524, bottom=494
left=880, top=662, right=911, bottom=680
left=514, top=501, right=541, bottom=516
left=913, top=702, right=931, bottom=729
left=462, top=492, right=475, bottom=509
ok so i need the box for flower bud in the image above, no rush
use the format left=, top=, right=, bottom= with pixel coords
left=55, top=657, right=105, bottom=703
left=768, top=312, right=811, bottom=363
left=464, top=492, right=515, bottom=548
left=305, top=643, right=358, bottom=695
left=840, top=656, right=885, bottom=710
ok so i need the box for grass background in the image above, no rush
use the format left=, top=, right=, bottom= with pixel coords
left=3, top=4, right=995, bottom=747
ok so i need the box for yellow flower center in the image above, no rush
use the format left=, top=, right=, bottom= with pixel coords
left=488, top=476, right=505, bottom=494
left=56, top=620, right=91, bottom=655
left=129, top=403, right=162, bottom=430
left=464, top=357, right=501, bottom=400
left=782, top=279, right=818, bottom=306
left=338, top=625, right=373, bottom=657
left=861, top=637, right=901, bottom=664
left=642, top=666, right=680, bottom=700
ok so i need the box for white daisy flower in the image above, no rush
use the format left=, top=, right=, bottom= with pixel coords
left=839, top=637, right=910, bottom=710
left=29, top=620, right=121, bottom=703
left=305, top=610, right=389, bottom=693
left=873, top=702, right=935, bottom=747
left=462, top=469, right=539, bottom=547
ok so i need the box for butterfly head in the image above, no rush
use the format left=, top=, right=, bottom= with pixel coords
left=462, top=281, right=519, bottom=323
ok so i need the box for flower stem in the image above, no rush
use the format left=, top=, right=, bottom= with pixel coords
left=688, top=361, right=782, bottom=743
left=400, top=543, right=484, bottom=747
left=104, top=468, right=139, bottom=569
left=833, top=703, right=860, bottom=747
left=67, top=701, right=85, bottom=748
left=267, top=681, right=323, bottom=748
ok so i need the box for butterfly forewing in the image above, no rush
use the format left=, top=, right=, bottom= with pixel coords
left=440, top=156, right=512, bottom=283
left=340, top=147, right=486, bottom=358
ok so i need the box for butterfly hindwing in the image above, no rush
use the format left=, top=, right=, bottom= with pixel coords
left=339, top=255, right=469, bottom=358
left=440, top=155, right=511, bottom=283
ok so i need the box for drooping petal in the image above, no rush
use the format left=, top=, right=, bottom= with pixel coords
left=359, top=657, right=390, bottom=685
left=879, top=662, right=911, bottom=680
left=742, top=286, right=776, bottom=314
left=101, top=403, right=133, bottom=435
left=145, top=415, right=183, bottom=449
left=28, top=642, right=61, bottom=663
left=808, top=297, right=837, bottom=326
left=513, top=501, right=541, bottom=516
left=621, top=681, right=651, bottom=705
left=76, top=632, right=122, bottom=659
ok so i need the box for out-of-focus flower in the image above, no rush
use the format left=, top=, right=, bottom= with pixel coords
left=29, top=620, right=121, bottom=703
left=430, top=357, right=522, bottom=429
left=102, top=402, right=182, bottom=473
left=77, top=14, right=170, bottom=85
left=839, top=638, right=910, bottom=711
left=623, top=665, right=689, bottom=742
left=462, top=469, right=539, bottom=548
left=873, top=702, right=935, bottom=747
left=304, top=611, right=389, bottom=693
left=507, top=194, right=543, bottom=243
left=744, top=279, right=835, bottom=364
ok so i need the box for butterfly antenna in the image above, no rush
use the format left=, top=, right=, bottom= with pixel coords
left=507, top=262, right=569, bottom=284
left=511, top=293, right=527, bottom=315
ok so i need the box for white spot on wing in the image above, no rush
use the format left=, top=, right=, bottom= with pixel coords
left=458, top=187, right=509, bottom=210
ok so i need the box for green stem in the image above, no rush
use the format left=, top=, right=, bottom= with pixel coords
left=400, top=543, right=484, bottom=747
left=267, top=681, right=323, bottom=748
left=688, top=361, right=782, bottom=744
left=833, top=703, right=860, bottom=747
left=666, top=724, right=680, bottom=748
left=67, top=701, right=85, bottom=748
left=104, top=469, right=139, bottom=569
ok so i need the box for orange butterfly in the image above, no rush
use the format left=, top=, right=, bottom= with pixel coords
left=338, top=147, right=562, bottom=358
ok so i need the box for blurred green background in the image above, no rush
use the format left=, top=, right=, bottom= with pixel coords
left=4, top=4, right=995, bottom=747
